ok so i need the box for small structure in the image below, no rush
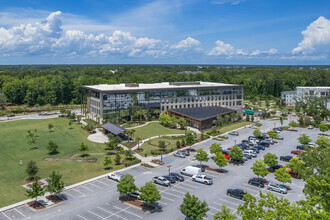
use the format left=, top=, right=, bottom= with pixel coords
left=168, top=106, right=236, bottom=130
left=102, top=123, right=127, bottom=136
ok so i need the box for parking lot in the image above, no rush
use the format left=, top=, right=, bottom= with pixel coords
left=0, top=119, right=325, bottom=220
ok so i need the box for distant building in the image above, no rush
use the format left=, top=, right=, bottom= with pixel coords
left=80, top=81, right=243, bottom=123
left=281, top=86, right=330, bottom=109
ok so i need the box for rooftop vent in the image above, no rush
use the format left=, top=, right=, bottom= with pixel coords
left=169, top=81, right=201, bottom=86
left=125, top=83, right=139, bottom=87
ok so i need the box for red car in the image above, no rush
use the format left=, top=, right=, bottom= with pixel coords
left=291, top=150, right=303, bottom=155
left=224, top=154, right=230, bottom=159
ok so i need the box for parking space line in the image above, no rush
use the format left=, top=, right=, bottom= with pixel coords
left=64, top=191, right=75, bottom=198
left=89, top=182, right=102, bottom=189
left=218, top=198, right=242, bottom=207
left=77, top=214, right=88, bottom=220
left=80, top=185, right=94, bottom=192
left=205, top=173, right=217, bottom=178
left=88, top=210, right=103, bottom=219
left=239, top=186, right=259, bottom=193
left=108, top=204, right=143, bottom=219
left=72, top=188, right=86, bottom=196
left=169, top=188, right=187, bottom=195
left=209, top=206, right=219, bottom=211
left=180, top=182, right=199, bottom=188
left=14, top=208, right=26, bottom=217
left=157, top=201, right=167, bottom=205
left=96, top=179, right=111, bottom=186
left=173, top=185, right=193, bottom=191
left=162, top=191, right=182, bottom=199
left=161, top=196, right=174, bottom=201
left=1, top=212, right=12, bottom=220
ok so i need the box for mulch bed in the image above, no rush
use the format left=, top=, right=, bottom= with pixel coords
left=119, top=196, right=155, bottom=212
left=125, top=143, right=138, bottom=149
left=27, top=201, right=46, bottom=210
left=287, top=129, right=298, bottom=132
left=151, top=159, right=164, bottom=165
left=25, top=177, right=35, bottom=183
left=205, top=167, right=227, bottom=174
left=141, top=163, right=155, bottom=168
left=46, top=195, right=63, bottom=204
left=134, top=148, right=144, bottom=153
left=43, top=157, right=97, bottom=163
left=319, top=133, right=330, bottom=137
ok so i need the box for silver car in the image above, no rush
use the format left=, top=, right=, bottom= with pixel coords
left=174, top=151, right=186, bottom=158
left=267, top=182, right=287, bottom=194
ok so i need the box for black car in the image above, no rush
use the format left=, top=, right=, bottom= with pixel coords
left=179, top=150, right=190, bottom=156
left=280, top=155, right=293, bottom=162
left=169, top=172, right=184, bottom=182
left=242, top=140, right=254, bottom=146
left=128, top=191, right=140, bottom=200
left=250, top=147, right=260, bottom=153
left=248, top=178, right=265, bottom=188
left=243, top=153, right=252, bottom=159
left=259, top=142, right=270, bottom=148
left=222, top=150, right=229, bottom=155
left=164, top=175, right=176, bottom=183
left=193, top=164, right=207, bottom=172
left=296, top=145, right=311, bottom=150
left=8, top=114, right=15, bottom=117
left=227, top=189, right=246, bottom=200
left=267, top=164, right=282, bottom=172
left=230, top=158, right=245, bottom=164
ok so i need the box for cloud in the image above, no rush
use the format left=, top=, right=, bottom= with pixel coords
left=210, top=0, right=246, bottom=5
left=250, top=48, right=278, bottom=56
left=171, top=37, right=200, bottom=50
left=206, top=40, right=246, bottom=56
left=292, top=16, right=330, bottom=54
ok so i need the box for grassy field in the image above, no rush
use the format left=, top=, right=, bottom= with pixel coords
left=129, top=122, right=185, bottom=140
left=138, top=137, right=180, bottom=156
left=218, top=121, right=254, bottom=134
left=0, top=118, right=122, bottom=207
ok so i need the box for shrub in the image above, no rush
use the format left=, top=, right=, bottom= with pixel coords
left=124, top=158, right=141, bottom=167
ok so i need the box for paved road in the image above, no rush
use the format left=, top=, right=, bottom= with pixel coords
left=0, top=110, right=81, bottom=122
left=0, top=119, right=325, bottom=220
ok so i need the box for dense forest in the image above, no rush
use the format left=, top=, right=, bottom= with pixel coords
left=0, top=65, right=329, bottom=106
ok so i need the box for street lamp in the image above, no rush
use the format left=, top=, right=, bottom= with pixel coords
left=234, top=140, right=237, bottom=146
left=167, top=165, right=172, bottom=176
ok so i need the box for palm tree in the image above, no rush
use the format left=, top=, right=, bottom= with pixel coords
left=136, top=137, right=142, bottom=149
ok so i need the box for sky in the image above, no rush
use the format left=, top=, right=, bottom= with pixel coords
left=0, top=0, right=329, bottom=65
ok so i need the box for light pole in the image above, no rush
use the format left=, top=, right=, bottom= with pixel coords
left=167, top=165, right=172, bottom=176
left=160, top=149, right=163, bottom=164
left=234, top=140, right=237, bottom=146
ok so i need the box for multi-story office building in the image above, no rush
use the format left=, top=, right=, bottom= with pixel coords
left=281, top=86, right=330, bottom=108
left=81, top=81, right=244, bottom=122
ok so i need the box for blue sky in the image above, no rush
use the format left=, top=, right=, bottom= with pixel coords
left=0, top=0, right=329, bottom=64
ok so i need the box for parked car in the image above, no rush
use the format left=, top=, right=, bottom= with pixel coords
left=38, top=112, right=48, bottom=116
left=164, top=175, right=176, bottom=183
left=267, top=164, right=282, bottom=172
left=237, top=144, right=247, bottom=150
left=242, top=140, right=254, bottom=146
left=259, top=142, right=270, bottom=148
left=108, top=172, right=124, bottom=182
left=274, top=127, right=283, bottom=132
left=229, top=131, right=239, bottom=136
left=276, top=135, right=284, bottom=140
left=222, top=150, right=229, bottom=155
left=227, top=189, right=246, bottom=200
left=248, top=124, right=257, bottom=129
left=248, top=177, right=265, bottom=188
left=243, top=153, right=252, bottom=159
left=248, top=136, right=259, bottom=145
left=169, top=172, right=184, bottom=182
left=192, top=175, right=213, bottom=185
left=179, top=149, right=190, bottom=156
left=174, top=151, right=186, bottom=158
left=181, top=166, right=202, bottom=176
left=244, top=149, right=257, bottom=157
left=128, top=191, right=140, bottom=200
left=230, top=158, right=245, bottom=164
left=153, top=176, right=171, bottom=187
left=253, top=145, right=265, bottom=151
left=8, top=114, right=15, bottom=117
left=192, top=164, right=207, bottom=172
left=262, top=133, right=269, bottom=139
left=297, top=145, right=311, bottom=150
left=307, top=125, right=314, bottom=129
left=224, top=154, right=230, bottom=159
left=267, top=182, right=287, bottom=194
left=280, top=155, right=293, bottom=162
left=247, top=147, right=259, bottom=154
left=291, top=150, right=303, bottom=155
left=262, top=139, right=274, bottom=145
left=244, top=151, right=257, bottom=158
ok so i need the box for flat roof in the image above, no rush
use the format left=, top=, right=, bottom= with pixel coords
left=81, top=81, right=243, bottom=92
left=168, top=106, right=235, bottom=121
left=102, top=123, right=126, bottom=135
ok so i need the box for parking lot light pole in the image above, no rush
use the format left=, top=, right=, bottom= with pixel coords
left=167, top=165, right=172, bottom=176
left=161, top=149, right=163, bottom=164
left=234, top=140, right=237, bottom=146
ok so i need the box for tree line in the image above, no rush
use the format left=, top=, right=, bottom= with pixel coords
left=0, top=65, right=329, bottom=107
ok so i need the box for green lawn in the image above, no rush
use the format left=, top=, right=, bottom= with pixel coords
left=0, top=118, right=121, bottom=208
left=129, top=122, right=185, bottom=140
left=138, top=137, right=179, bottom=156
left=217, top=121, right=254, bottom=134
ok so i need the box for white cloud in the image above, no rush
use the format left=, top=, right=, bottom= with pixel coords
left=292, top=16, right=330, bottom=54
left=250, top=48, right=278, bottom=56
left=171, top=37, right=200, bottom=50
left=207, top=40, right=245, bottom=56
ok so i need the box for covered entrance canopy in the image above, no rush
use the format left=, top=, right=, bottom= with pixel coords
left=102, top=123, right=127, bottom=136
left=168, top=106, right=236, bottom=130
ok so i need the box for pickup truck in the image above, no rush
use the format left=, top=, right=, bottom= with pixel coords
left=153, top=176, right=171, bottom=187
left=192, top=175, right=213, bottom=185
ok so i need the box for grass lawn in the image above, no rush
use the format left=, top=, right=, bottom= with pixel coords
left=0, top=118, right=119, bottom=208
left=129, top=122, right=185, bottom=140
left=138, top=137, right=179, bottom=156
left=217, top=121, right=254, bottom=134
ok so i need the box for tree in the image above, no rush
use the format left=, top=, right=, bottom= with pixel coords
left=25, top=160, right=39, bottom=179
left=136, top=137, right=142, bottom=149
left=195, top=148, right=209, bottom=165
left=158, top=140, right=166, bottom=151
left=251, top=159, right=269, bottom=178
left=298, top=116, right=305, bottom=126
left=315, top=135, right=330, bottom=149
left=286, top=157, right=304, bottom=178
left=116, top=174, right=138, bottom=196
left=298, top=134, right=312, bottom=145
left=314, top=115, right=322, bottom=125
left=47, top=140, right=59, bottom=154
left=25, top=177, right=45, bottom=208
left=176, top=140, right=181, bottom=148
left=26, top=130, right=38, bottom=149
left=263, top=153, right=278, bottom=167
left=289, top=120, right=298, bottom=128
left=114, top=153, right=121, bottom=165
left=79, top=142, right=88, bottom=156
left=246, top=114, right=250, bottom=121
left=48, top=123, right=54, bottom=132
left=139, top=181, right=161, bottom=206
left=68, top=120, right=73, bottom=129
left=181, top=138, right=185, bottom=146
left=76, top=115, right=82, bottom=124
left=0, top=92, right=6, bottom=110
left=186, top=133, right=195, bottom=147
left=124, top=149, right=134, bottom=161
left=319, top=123, right=328, bottom=134
left=228, top=145, right=243, bottom=162
left=180, top=192, right=209, bottom=220
left=212, top=152, right=228, bottom=170
left=209, top=143, right=222, bottom=155
left=251, top=115, right=254, bottom=122
left=280, top=116, right=284, bottom=126
left=47, top=171, right=65, bottom=197
left=253, top=128, right=262, bottom=138
left=274, top=167, right=292, bottom=186
left=103, top=156, right=112, bottom=169
left=267, top=130, right=278, bottom=141
left=178, top=118, right=188, bottom=130
left=213, top=205, right=237, bottom=220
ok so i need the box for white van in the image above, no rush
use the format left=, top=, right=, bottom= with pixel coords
left=108, top=172, right=124, bottom=182
left=244, top=150, right=257, bottom=157
left=181, top=166, right=202, bottom=177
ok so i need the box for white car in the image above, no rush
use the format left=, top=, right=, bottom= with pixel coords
left=248, top=124, right=257, bottom=129
left=307, top=125, right=314, bottom=129
left=192, top=175, right=213, bottom=185
left=108, top=172, right=124, bottom=182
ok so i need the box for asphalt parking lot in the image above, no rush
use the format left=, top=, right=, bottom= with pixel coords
left=0, top=119, right=326, bottom=220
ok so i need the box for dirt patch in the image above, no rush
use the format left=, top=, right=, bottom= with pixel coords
left=141, top=163, right=155, bottom=168
left=151, top=159, right=164, bottom=165
left=25, top=177, right=35, bottom=183
left=43, top=157, right=97, bottom=163
left=27, top=201, right=46, bottom=210
left=125, top=142, right=138, bottom=149
left=46, top=195, right=63, bottom=204
left=205, top=167, right=227, bottom=174
left=119, top=196, right=155, bottom=212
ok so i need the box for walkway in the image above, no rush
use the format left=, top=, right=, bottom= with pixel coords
left=126, top=120, right=159, bottom=129
left=87, top=128, right=109, bottom=143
